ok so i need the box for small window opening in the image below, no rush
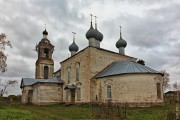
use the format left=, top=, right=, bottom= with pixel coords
left=44, top=48, right=49, bottom=58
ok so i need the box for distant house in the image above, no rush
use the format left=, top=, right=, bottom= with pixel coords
left=20, top=19, right=164, bottom=106
left=164, top=91, right=179, bottom=102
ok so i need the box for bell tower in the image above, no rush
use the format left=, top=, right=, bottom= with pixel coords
left=35, top=29, right=54, bottom=79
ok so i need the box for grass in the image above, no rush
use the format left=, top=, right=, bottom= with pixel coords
left=127, top=102, right=175, bottom=120
left=0, top=101, right=176, bottom=120
left=0, top=103, right=92, bottom=120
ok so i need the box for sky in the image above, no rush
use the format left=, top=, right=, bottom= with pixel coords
left=0, top=0, right=180, bottom=95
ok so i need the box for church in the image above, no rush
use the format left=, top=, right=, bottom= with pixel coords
left=20, top=16, right=164, bottom=106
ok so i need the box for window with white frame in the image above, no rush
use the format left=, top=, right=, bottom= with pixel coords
left=67, top=67, right=71, bottom=83
left=107, top=85, right=112, bottom=99
left=76, top=63, right=80, bottom=81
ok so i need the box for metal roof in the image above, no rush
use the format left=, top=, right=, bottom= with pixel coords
left=164, top=91, right=176, bottom=95
left=95, top=60, right=161, bottom=78
left=20, top=76, right=64, bottom=88
left=64, top=84, right=77, bottom=90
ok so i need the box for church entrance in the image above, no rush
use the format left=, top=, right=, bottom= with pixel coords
left=71, top=89, right=75, bottom=104
left=28, top=90, right=33, bottom=103
left=64, top=84, right=77, bottom=104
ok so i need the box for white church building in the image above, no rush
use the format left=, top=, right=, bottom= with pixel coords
left=20, top=16, right=164, bottom=106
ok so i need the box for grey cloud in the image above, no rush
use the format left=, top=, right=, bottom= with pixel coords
left=127, top=4, right=180, bottom=49
left=100, top=2, right=180, bottom=75
left=114, top=0, right=178, bottom=5
left=4, top=57, right=34, bottom=78
left=95, top=0, right=179, bottom=7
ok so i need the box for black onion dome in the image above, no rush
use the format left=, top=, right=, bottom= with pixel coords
left=42, top=29, right=48, bottom=35
left=116, top=37, right=127, bottom=48
left=86, top=23, right=97, bottom=39
left=95, top=29, right=103, bottom=42
left=69, top=42, right=79, bottom=52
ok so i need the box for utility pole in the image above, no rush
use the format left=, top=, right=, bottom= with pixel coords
left=176, top=57, right=180, bottom=120
left=176, top=81, right=179, bottom=120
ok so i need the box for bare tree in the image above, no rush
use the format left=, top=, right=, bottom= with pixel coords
left=0, top=33, right=16, bottom=99
left=173, top=82, right=178, bottom=91
left=0, top=33, right=12, bottom=73
left=137, top=59, right=145, bottom=65
left=0, top=80, right=18, bottom=97
left=161, top=70, right=170, bottom=91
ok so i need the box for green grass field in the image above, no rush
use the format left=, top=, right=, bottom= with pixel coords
left=0, top=101, right=176, bottom=120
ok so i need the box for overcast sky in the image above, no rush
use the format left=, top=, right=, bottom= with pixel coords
left=0, top=0, right=180, bottom=95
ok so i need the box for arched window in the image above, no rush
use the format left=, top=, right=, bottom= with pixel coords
left=75, top=63, right=80, bottom=81
left=44, top=48, right=49, bottom=59
left=67, top=67, right=71, bottom=83
left=44, top=66, right=49, bottom=79
left=107, top=85, right=112, bottom=99
left=77, top=88, right=81, bottom=101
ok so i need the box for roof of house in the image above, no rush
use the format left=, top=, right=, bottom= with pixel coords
left=20, top=76, right=64, bottom=88
left=95, top=60, right=162, bottom=78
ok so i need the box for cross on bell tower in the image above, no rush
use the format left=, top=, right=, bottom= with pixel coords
left=35, top=28, right=54, bottom=79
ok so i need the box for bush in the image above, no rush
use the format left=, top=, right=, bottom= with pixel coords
left=8, top=95, right=21, bottom=102
left=167, top=111, right=176, bottom=120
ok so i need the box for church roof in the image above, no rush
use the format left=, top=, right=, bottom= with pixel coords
left=95, top=60, right=162, bottom=78
left=53, top=69, right=61, bottom=74
left=61, top=46, right=137, bottom=63
left=20, top=76, right=64, bottom=88
left=64, top=84, right=77, bottom=90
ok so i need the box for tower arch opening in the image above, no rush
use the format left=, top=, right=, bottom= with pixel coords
left=44, top=66, right=49, bottom=79
left=44, top=48, right=49, bottom=59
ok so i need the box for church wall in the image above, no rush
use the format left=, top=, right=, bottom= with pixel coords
left=61, top=47, right=137, bottom=104
left=32, top=83, right=63, bottom=105
left=89, top=47, right=137, bottom=78
left=36, top=62, right=54, bottom=79
left=61, top=48, right=91, bottom=103
left=21, top=86, right=33, bottom=104
left=89, top=47, right=137, bottom=101
left=94, top=74, right=163, bottom=105
left=36, top=59, right=54, bottom=79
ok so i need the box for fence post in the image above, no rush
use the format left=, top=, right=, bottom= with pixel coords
left=118, top=106, right=120, bottom=117
left=91, top=102, right=93, bottom=118
left=125, top=103, right=127, bottom=119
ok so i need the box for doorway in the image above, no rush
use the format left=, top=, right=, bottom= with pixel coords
left=28, top=90, right=33, bottom=103
left=71, top=89, right=75, bottom=104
